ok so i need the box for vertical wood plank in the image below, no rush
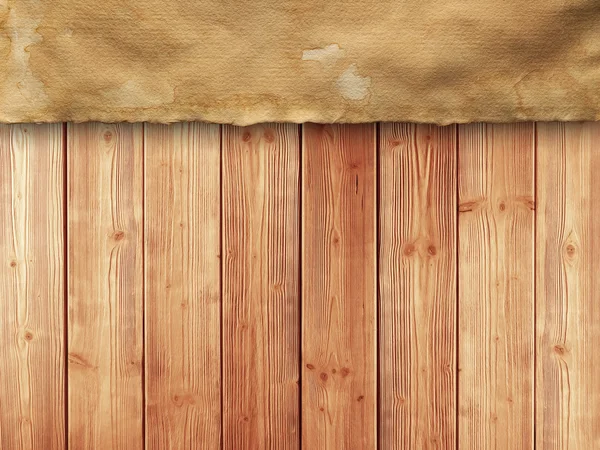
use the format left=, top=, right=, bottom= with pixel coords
left=144, top=123, right=221, bottom=449
left=67, top=123, right=144, bottom=449
left=379, top=123, right=457, bottom=449
left=301, top=124, right=377, bottom=450
left=536, top=122, right=600, bottom=449
left=458, top=123, right=535, bottom=449
left=0, top=124, right=65, bottom=449
left=222, top=124, right=300, bottom=449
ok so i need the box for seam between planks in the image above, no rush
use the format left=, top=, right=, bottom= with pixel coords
left=63, top=122, right=69, bottom=450
left=375, top=122, right=381, bottom=450
left=219, top=123, right=224, bottom=450
left=455, top=123, right=460, bottom=450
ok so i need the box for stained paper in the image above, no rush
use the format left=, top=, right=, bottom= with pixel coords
left=1, top=0, right=599, bottom=124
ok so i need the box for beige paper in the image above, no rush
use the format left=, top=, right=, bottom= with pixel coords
left=1, top=0, right=599, bottom=124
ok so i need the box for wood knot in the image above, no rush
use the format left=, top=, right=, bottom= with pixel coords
left=263, top=130, right=275, bottom=143
left=498, top=201, right=506, bottom=212
left=554, top=344, right=567, bottom=355
left=340, top=367, right=350, bottom=377
left=242, top=131, right=252, bottom=142
left=320, top=372, right=328, bottom=382
left=518, top=196, right=535, bottom=210
left=565, top=244, right=576, bottom=258
left=357, top=395, right=364, bottom=402
left=459, top=199, right=483, bottom=213
left=403, top=243, right=415, bottom=257
left=306, top=364, right=315, bottom=370
left=24, top=331, right=34, bottom=341
left=427, top=245, right=437, bottom=256
left=172, top=393, right=195, bottom=407
left=68, top=353, right=97, bottom=370
left=103, top=131, right=113, bottom=142
left=112, top=230, right=125, bottom=241
left=10, top=260, right=17, bottom=268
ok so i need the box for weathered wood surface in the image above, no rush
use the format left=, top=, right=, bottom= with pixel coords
left=458, top=123, right=535, bottom=450
left=144, top=123, right=222, bottom=449
left=301, top=124, right=377, bottom=450
left=0, top=121, right=597, bottom=449
left=379, top=123, right=457, bottom=450
left=222, top=124, right=301, bottom=450
left=67, top=123, right=144, bottom=449
left=0, top=124, right=65, bottom=450
left=536, top=122, right=600, bottom=450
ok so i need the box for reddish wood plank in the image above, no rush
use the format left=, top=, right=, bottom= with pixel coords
left=458, top=123, right=535, bottom=450
left=379, top=123, right=457, bottom=449
left=144, top=123, right=221, bottom=449
left=67, top=123, right=144, bottom=449
left=536, top=122, right=600, bottom=449
left=222, top=124, right=300, bottom=450
left=301, top=123, right=377, bottom=450
left=0, top=124, right=65, bottom=449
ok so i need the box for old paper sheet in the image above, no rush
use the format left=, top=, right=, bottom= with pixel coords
left=1, top=0, right=599, bottom=124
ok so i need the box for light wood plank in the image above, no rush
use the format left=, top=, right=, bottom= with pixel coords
left=301, top=124, right=377, bottom=450
left=458, top=123, right=535, bottom=449
left=379, top=123, right=457, bottom=449
left=536, top=122, right=600, bottom=449
left=144, top=123, right=221, bottom=449
left=67, top=123, right=144, bottom=449
left=0, top=124, right=65, bottom=449
left=222, top=124, right=300, bottom=449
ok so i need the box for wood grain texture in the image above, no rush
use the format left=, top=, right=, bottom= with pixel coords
left=536, top=122, right=600, bottom=449
left=144, top=123, right=221, bottom=449
left=301, top=124, right=377, bottom=450
left=67, top=123, right=144, bottom=449
left=222, top=124, right=300, bottom=450
left=379, top=123, right=457, bottom=449
left=3, top=120, right=600, bottom=448
left=458, top=123, right=535, bottom=450
left=0, top=124, right=65, bottom=450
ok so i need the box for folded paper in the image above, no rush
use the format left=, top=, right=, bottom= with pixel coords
left=1, top=0, right=599, bottom=124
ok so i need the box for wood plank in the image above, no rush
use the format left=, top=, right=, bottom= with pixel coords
left=0, top=124, right=65, bottom=449
left=457, top=123, right=535, bottom=449
left=144, top=123, right=221, bottom=449
left=301, top=124, right=377, bottom=450
left=222, top=124, right=300, bottom=449
left=67, top=123, right=144, bottom=449
left=536, top=122, right=600, bottom=449
left=379, top=123, right=457, bottom=449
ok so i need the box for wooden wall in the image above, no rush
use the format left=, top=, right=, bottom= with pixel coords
left=0, top=122, right=599, bottom=449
